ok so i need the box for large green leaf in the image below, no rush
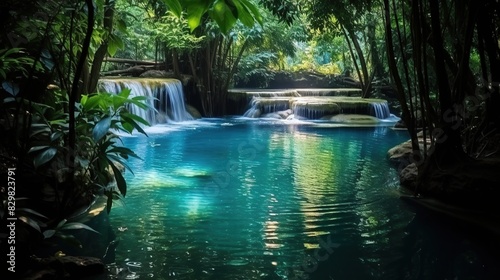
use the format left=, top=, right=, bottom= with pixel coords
left=80, top=94, right=88, bottom=106
left=106, top=192, right=113, bottom=214
left=83, top=94, right=101, bottom=110
left=185, top=0, right=211, bottom=31
left=120, top=114, right=148, bottom=136
left=121, top=112, right=150, bottom=126
left=43, top=229, right=56, bottom=239
left=118, top=88, right=131, bottom=99
left=2, top=81, right=20, bottom=96
left=163, top=0, right=183, bottom=17
left=120, top=121, right=134, bottom=134
left=108, top=160, right=127, bottom=197
left=50, top=131, right=64, bottom=142
left=33, top=147, right=57, bottom=168
left=92, top=117, right=111, bottom=142
left=18, top=208, right=48, bottom=219
left=107, top=154, right=134, bottom=174
left=107, top=146, right=141, bottom=159
left=60, top=222, right=100, bottom=234
left=209, top=0, right=238, bottom=33
left=230, top=0, right=254, bottom=27
left=239, top=0, right=263, bottom=25
left=19, top=216, right=41, bottom=233
left=107, top=34, right=124, bottom=57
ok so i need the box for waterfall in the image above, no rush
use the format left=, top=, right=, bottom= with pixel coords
left=369, top=101, right=391, bottom=119
left=243, top=97, right=291, bottom=118
left=240, top=94, right=392, bottom=120
left=98, top=78, right=193, bottom=125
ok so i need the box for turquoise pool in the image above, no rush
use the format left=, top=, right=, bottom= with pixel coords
left=107, top=119, right=500, bottom=279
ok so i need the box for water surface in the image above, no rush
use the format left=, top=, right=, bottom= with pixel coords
left=108, top=119, right=500, bottom=279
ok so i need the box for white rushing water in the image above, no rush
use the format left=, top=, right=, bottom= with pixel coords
left=98, top=78, right=193, bottom=125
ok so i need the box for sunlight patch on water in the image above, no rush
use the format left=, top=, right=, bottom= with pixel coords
left=130, top=170, right=193, bottom=188
left=173, top=167, right=212, bottom=178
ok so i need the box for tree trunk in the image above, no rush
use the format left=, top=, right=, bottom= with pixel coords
left=87, top=0, right=114, bottom=94
left=383, top=0, right=419, bottom=151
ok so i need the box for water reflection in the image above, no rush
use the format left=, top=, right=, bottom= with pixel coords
left=106, top=120, right=500, bottom=279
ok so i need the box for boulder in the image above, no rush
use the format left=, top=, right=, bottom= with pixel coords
left=185, top=104, right=202, bottom=119
left=139, top=70, right=176, bottom=78
left=261, top=112, right=283, bottom=119
left=328, top=114, right=380, bottom=124
left=399, top=163, right=418, bottom=188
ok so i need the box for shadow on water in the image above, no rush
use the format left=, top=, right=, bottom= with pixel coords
left=308, top=203, right=500, bottom=280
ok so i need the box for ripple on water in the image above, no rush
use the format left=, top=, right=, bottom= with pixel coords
left=109, top=121, right=426, bottom=279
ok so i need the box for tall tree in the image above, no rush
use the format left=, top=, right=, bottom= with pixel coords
left=307, top=0, right=381, bottom=97
left=383, top=0, right=500, bottom=204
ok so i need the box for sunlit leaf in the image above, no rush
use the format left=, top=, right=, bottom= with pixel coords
left=185, top=0, right=211, bottom=31
left=163, top=0, right=183, bottom=17
left=83, top=94, right=100, bottom=110
left=239, top=0, right=263, bottom=25
left=80, top=95, right=88, bottom=106
left=209, top=0, right=237, bottom=33
left=231, top=0, right=255, bottom=27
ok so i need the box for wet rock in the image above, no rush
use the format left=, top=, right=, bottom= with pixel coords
left=186, top=104, right=202, bottom=119
left=399, top=163, right=418, bottom=188
left=139, top=70, right=175, bottom=78
left=328, top=114, right=379, bottom=124
left=277, top=109, right=293, bottom=119
left=387, top=140, right=414, bottom=166
left=261, top=112, right=282, bottom=119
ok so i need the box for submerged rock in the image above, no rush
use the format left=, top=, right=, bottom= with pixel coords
left=261, top=112, right=283, bottom=119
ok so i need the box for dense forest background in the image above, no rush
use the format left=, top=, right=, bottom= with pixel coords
left=1, top=0, right=499, bottom=275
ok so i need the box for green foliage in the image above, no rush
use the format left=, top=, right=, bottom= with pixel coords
left=236, top=51, right=277, bottom=87
left=42, top=219, right=100, bottom=248
left=0, top=48, right=40, bottom=80
left=28, top=89, right=150, bottom=213
left=149, top=12, right=205, bottom=50
left=260, top=0, right=299, bottom=25
left=166, top=0, right=263, bottom=33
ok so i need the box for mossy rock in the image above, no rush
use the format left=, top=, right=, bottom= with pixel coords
left=328, top=114, right=380, bottom=124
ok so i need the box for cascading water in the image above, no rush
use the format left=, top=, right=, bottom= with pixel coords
left=369, top=101, right=391, bottom=119
left=243, top=97, right=291, bottom=118
left=98, top=78, right=193, bottom=125
left=239, top=90, right=392, bottom=120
